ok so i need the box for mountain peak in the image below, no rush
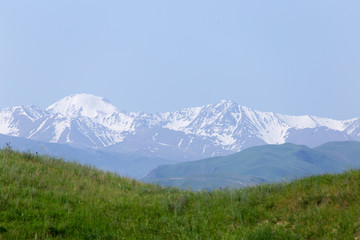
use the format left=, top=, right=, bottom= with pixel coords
left=211, top=99, right=240, bottom=112
left=46, top=93, right=118, bottom=118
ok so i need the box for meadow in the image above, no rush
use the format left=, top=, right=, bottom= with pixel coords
left=1, top=146, right=360, bottom=239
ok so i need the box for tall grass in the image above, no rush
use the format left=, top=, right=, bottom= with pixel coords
left=1, top=148, right=360, bottom=239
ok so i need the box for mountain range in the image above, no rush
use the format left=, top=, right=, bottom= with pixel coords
left=1, top=93, right=360, bottom=177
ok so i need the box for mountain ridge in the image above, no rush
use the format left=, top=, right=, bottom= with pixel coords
left=1, top=93, right=359, bottom=161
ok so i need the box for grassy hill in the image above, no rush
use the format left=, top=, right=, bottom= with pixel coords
left=1, top=147, right=360, bottom=239
left=144, top=141, right=360, bottom=189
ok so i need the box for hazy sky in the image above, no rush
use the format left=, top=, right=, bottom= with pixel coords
left=1, top=1, right=359, bottom=119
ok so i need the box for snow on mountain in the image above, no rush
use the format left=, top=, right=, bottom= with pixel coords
left=0, top=94, right=359, bottom=161
left=0, top=106, right=45, bottom=136
left=46, top=93, right=118, bottom=118
left=345, top=118, right=360, bottom=137
left=0, top=108, right=19, bottom=136
left=24, top=94, right=138, bottom=148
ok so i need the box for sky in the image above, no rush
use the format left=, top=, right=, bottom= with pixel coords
left=1, top=1, right=360, bottom=120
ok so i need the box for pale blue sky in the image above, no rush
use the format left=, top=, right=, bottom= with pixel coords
left=1, top=1, right=359, bottom=119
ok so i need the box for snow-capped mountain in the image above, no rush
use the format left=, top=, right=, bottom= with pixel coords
left=1, top=93, right=359, bottom=161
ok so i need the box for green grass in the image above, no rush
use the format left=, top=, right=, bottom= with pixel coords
left=1, top=147, right=360, bottom=239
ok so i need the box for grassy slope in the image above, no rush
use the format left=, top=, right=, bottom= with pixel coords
left=1, top=148, right=360, bottom=239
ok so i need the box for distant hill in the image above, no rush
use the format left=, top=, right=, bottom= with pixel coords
left=2, top=148, right=360, bottom=239
left=144, top=141, right=360, bottom=189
